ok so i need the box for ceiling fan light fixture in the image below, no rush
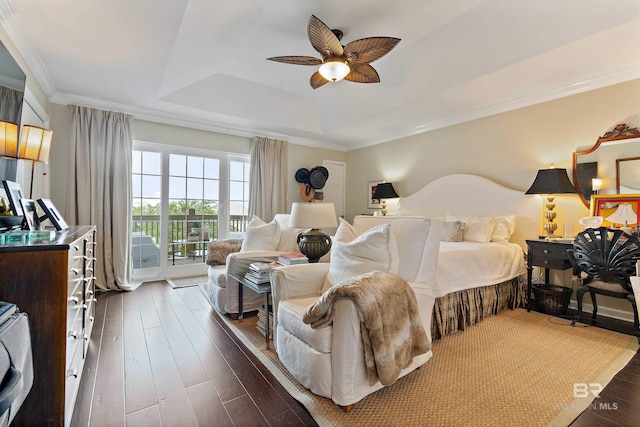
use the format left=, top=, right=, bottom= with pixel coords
left=318, top=60, right=350, bottom=82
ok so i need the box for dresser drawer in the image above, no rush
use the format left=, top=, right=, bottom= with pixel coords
left=530, top=243, right=568, bottom=259
left=66, top=306, right=83, bottom=365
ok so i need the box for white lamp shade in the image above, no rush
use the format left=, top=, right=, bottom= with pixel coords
left=289, top=202, right=338, bottom=229
left=19, top=125, right=52, bottom=164
left=0, top=121, right=19, bottom=158
left=318, top=60, right=350, bottom=82
left=605, top=203, right=637, bottom=226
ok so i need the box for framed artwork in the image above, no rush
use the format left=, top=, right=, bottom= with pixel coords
left=37, top=198, right=69, bottom=230
left=19, top=199, right=40, bottom=230
left=368, top=180, right=384, bottom=208
left=2, top=180, right=24, bottom=216
left=590, top=194, right=640, bottom=227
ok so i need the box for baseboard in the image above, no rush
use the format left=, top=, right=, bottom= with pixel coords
left=567, top=301, right=635, bottom=323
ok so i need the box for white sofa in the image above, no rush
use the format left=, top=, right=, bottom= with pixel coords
left=206, top=214, right=304, bottom=316
left=270, top=215, right=441, bottom=408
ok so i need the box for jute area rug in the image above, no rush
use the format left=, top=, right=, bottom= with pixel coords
left=167, top=275, right=209, bottom=289
left=220, top=308, right=638, bottom=427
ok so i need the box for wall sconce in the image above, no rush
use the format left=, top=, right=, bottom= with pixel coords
left=525, top=167, right=578, bottom=237
left=591, top=178, right=603, bottom=194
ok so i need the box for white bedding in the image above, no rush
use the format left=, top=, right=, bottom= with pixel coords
left=434, top=241, right=525, bottom=298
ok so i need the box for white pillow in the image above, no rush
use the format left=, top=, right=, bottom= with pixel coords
left=240, top=216, right=282, bottom=251
left=446, top=214, right=495, bottom=243
left=441, top=221, right=464, bottom=242
left=491, top=215, right=515, bottom=242
left=321, top=219, right=399, bottom=294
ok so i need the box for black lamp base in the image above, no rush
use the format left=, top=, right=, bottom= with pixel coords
left=297, top=229, right=332, bottom=263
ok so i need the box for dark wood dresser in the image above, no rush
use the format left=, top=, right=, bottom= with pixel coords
left=0, top=226, right=97, bottom=426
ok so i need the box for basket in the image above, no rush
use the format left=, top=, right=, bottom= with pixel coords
left=532, top=284, right=572, bottom=315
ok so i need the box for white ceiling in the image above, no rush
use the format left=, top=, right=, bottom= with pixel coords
left=1, top=0, right=639, bottom=151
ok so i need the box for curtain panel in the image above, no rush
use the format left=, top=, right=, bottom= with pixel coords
left=66, top=105, right=138, bottom=291
left=248, top=137, right=288, bottom=221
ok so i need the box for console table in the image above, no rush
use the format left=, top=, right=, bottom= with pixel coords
left=0, top=226, right=97, bottom=426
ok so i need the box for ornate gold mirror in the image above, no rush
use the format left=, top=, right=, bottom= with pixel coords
left=573, top=124, right=640, bottom=208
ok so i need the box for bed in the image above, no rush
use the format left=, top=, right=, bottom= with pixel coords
left=395, top=174, right=541, bottom=339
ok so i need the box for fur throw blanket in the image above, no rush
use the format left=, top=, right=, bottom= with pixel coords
left=302, top=271, right=431, bottom=386
left=206, top=239, right=243, bottom=266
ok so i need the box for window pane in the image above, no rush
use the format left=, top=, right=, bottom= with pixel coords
left=204, top=179, right=219, bottom=200
left=132, top=174, right=141, bottom=197
left=132, top=150, right=142, bottom=174
left=244, top=163, right=250, bottom=180
left=186, top=178, right=203, bottom=199
left=169, top=154, right=186, bottom=176
left=169, top=176, right=186, bottom=199
left=204, top=158, right=220, bottom=179
left=188, top=156, right=204, bottom=178
left=230, top=181, right=244, bottom=200
left=142, top=175, right=161, bottom=198
left=142, top=152, right=161, bottom=175
left=230, top=161, right=244, bottom=181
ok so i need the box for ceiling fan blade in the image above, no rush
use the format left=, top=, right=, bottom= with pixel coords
left=344, top=64, right=380, bottom=84
left=308, top=15, right=344, bottom=58
left=310, top=72, right=329, bottom=89
left=267, top=56, right=322, bottom=66
left=344, top=37, right=401, bottom=65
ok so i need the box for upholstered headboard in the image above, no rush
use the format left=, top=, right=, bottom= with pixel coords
left=396, top=174, right=541, bottom=250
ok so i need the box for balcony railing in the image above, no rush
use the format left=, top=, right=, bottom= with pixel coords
left=131, top=214, right=248, bottom=266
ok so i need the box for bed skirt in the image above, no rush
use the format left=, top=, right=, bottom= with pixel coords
left=431, top=274, right=526, bottom=340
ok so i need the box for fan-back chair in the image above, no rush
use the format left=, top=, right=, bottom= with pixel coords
left=568, top=227, right=640, bottom=342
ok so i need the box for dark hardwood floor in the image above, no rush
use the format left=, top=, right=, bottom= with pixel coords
left=70, top=281, right=317, bottom=426
left=71, top=281, right=639, bottom=426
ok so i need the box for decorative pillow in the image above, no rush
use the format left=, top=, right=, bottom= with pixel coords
left=491, top=215, right=515, bottom=242
left=206, top=239, right=243, bottom=265
left=445, top=214, right=495, bottom=243
left=441, top=221, right=464, bottom=242
left=321, top=219, right=399, bottom=294
left=240, top=216, right=281, bottom=251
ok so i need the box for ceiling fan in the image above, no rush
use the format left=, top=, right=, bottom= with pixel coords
left=267, top=15, right=401, bottom=89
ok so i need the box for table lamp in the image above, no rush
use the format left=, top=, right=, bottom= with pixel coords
left=373, top=182, right=399, bottom=216
left=525, top=167, right=577, bottom=237
left=605, top=203, right=637, bottom=235
left=289, top=202, right=338, bottom=262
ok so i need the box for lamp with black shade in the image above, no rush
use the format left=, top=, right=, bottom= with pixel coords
left=525, top=167, right=578, bottom=237
left=373, top=182, right=399, bottom=216
left=289, top=202, right=338, bottom=263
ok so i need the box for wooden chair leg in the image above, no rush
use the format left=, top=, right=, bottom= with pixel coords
left=230, top=313, right=238, bottom=320
left=340, top=404, right=354, bottom=413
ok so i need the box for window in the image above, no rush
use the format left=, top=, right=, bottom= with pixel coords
left=131, top=142, right=249, bottom=275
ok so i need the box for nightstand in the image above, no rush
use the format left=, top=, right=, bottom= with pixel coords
left=525, top=239, right=574, bottom=312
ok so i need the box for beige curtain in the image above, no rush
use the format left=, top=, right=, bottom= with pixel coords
left=66, top=105, right=139, bottom=291
left=248, top=137, right=288, bottom=220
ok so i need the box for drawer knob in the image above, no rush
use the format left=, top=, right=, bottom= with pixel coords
left=67, top=369, right=78, bottom=378
left=70, top=268, right=81, bottom=276
left=89, top=316, right=95, bottom=322
left=68, top=296, right=80, bottom=304
left=68, top=330, right=78, bottom=339
left=543, top=249, right=549, bottom=254
left=83, top=334, right=89, bottom=341
left=543, top=260, right=549, bottom=265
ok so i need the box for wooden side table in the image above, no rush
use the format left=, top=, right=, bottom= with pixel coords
left=230, top=273, right=272, bottom=349
left=526, top=239, right=574, bottom=312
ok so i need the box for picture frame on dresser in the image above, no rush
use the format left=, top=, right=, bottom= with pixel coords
left=2, top=179, right=24, bottom=216
left=19, top=199, right=40, bottom=230
left=37, top=198, right=69, bottom=230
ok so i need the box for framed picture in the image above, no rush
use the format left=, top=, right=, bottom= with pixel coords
left=19, top=199, right=40, bottom=230
left=368, top=180, right=384, bottom=208
left=37, top=198, right=69, bottom=230
left=590, top=194, right=640, bottom=227
left=2, top=180, right=24, bottom=216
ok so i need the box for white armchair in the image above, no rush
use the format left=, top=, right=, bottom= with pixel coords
left=206, top=214, right=305, bottom=317
left=270, top=216, right=441, bottom=409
